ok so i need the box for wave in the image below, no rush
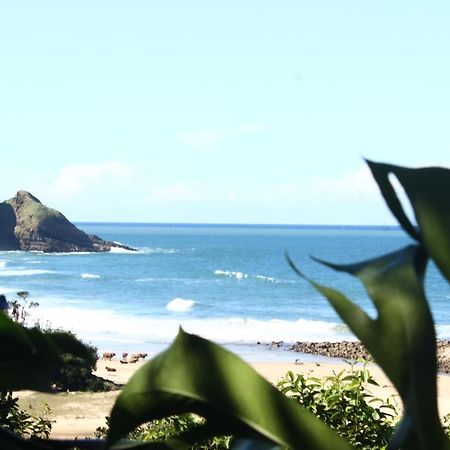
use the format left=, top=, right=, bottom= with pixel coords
left=215, top=270, right=280, bottom=283
left=139, top=247, right=180, bottom=255
left=44, top=252, right=92, bottom=256
left=254, top=274, right=278, bottom=283
left=436, top=325, right=450, bottom=339
left=214, top=270, right=248, bottom=280
left=81, top=273, right=101, bottom=279
left=0, top=269, right=55, bottom=277
left=166, top=297, right=196, bottom=312
left=109, top=247, right=137, bottom=254
left=0, top=286, right=21, bottom=295
left=29, top=305, right=352, bottom=353
left=0, top=261, right=7, bottom=269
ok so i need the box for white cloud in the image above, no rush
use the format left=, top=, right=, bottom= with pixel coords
left=220, top=166, right=379, bottom=204
left=148, top=184, right=198, bottom=202
left=52, top=162, right=135, bottom=196
left=141, top=166, right=380, bottom=207
left=309, top=165, right=379, bottom=201
left=176, top=125, right=263, bottom=151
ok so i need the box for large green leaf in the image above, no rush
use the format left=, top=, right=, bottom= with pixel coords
left=367, top=160, right=450, bottom=282
left=288, top=244, right=450, bottom=449
left=107, top=329, right=353, bottom=450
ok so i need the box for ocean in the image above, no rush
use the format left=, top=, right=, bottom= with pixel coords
left=0, top=224, right=449, bottom=361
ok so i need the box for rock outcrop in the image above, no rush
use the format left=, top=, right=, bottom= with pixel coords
left=289, top=339, right=450, bottom=373
left=0, top=191, right=136, bottom=253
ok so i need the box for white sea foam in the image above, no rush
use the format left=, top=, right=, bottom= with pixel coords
left=29, top=304, right=351, bottom=352
left=81, top=273, right=101, bottom=279
left=0, top=261, right=7, bottom=269
left=214, top=270, right=248, bottom=279
left=44, top=252, right=92, bottom=256
left=140, top=247, right=179, bottom=255
left=166, top=297, right=196, bottom=312
left=215, top=270, right=279, bottom=283
left=0, top=286, right=20, bottom=295
left=0, top=269, right=54, bottom=277
left=109, top=247, right=137, bottom=254
left=255, top=274, right=278, bottom=283
left=437, top=325, right=450, bottom=339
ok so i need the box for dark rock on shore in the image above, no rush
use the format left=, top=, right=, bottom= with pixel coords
left=290, top=341, right=372, bottom=361
left=436, top=340, right=450, bottom=373
left=290, top=340, right=450, bottom=373
left=0, top=191, right=137, bottom=253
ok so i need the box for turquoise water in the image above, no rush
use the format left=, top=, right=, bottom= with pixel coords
left=0, top=224, right=448, bottom=360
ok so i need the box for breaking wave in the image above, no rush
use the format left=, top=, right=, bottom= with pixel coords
left=109, top=247, right=137, bottom=254
left=0, top=269, right=55, bottom=277
left=166, top=297, right=196, bottom=312
left=214, top=270, right=279, bottom=283
left=140, top=247, right=180, bottom=255
left=214, top=270, right=248, bottom=280
left=29, top=304, right=351, bottom=352
left=81, top=273, right=101, bottom=279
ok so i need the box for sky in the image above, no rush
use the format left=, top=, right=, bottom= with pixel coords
left=1, top=2, right=449, bottom=225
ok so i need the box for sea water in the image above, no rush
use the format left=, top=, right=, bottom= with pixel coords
left=0, top=224, right=448, bottom=361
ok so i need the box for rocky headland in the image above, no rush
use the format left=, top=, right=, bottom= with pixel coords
left=289, top=340, right=450, bottom=373
left=0, top=191, right=136, bottom=253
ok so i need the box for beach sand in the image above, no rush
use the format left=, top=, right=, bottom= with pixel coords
left=15, top=357, right=450, bottom=440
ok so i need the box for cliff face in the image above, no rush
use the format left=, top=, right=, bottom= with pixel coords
left=0, top=191, right=136, bottom=253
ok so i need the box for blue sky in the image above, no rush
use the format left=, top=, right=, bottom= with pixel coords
left=1, top=2, right=449, bottom=224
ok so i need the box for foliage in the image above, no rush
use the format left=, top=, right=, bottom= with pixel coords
left=442, top=414, right=450, bottom=439
left=95, top=414, right=230, bottom=449
left=5, top=289, right=112, bottom=392
left=277, top=363, right=398, bottom=449
left=0, top=391, right=52, bottom=439
left=44, top=329, right=107, bottom=392
left=0, top=160, right=448, bottom=450
left=285, top=161, right=450, bottom=450
left=7, top=291, right=39, bottom=326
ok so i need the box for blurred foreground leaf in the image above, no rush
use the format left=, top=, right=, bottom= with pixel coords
left=367, top=161, right=450, bottom=282
left=107, top=329, right=353, bottom=450
left=288, top=244, right=449, bottom=449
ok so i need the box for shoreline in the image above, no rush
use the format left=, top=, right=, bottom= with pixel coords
left=287, top=339, right=450, bottom=373
left=16, top=346, right=450, bottom=440
left=94, top=339, right=450, bottom=372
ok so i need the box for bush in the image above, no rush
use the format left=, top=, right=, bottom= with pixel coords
left=95, top=414, right=230, bottom=449
left=0, top=391, right=52, bottom=439
left=45, top=329, right=118, bottom=392
left=277, top=362, right=398, bottom=449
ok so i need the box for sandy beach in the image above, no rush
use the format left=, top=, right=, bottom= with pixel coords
left=15, top=356, right=450, bottom=440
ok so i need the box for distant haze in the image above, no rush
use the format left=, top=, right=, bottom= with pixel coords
left=1, top=2, right=449, bottom=224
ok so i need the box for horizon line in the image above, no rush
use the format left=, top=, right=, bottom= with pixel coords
left=74, top=221, right=401, bottom=229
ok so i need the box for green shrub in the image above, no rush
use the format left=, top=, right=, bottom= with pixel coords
left=5, top=291, right=113, bottom=392
left=0, top=391, right=52, bottom=439
left=277, top=362, right=398, bottom=449
left=95, top=414, right=230, bottom=449
left=45, top=329, right=118, bottom=392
